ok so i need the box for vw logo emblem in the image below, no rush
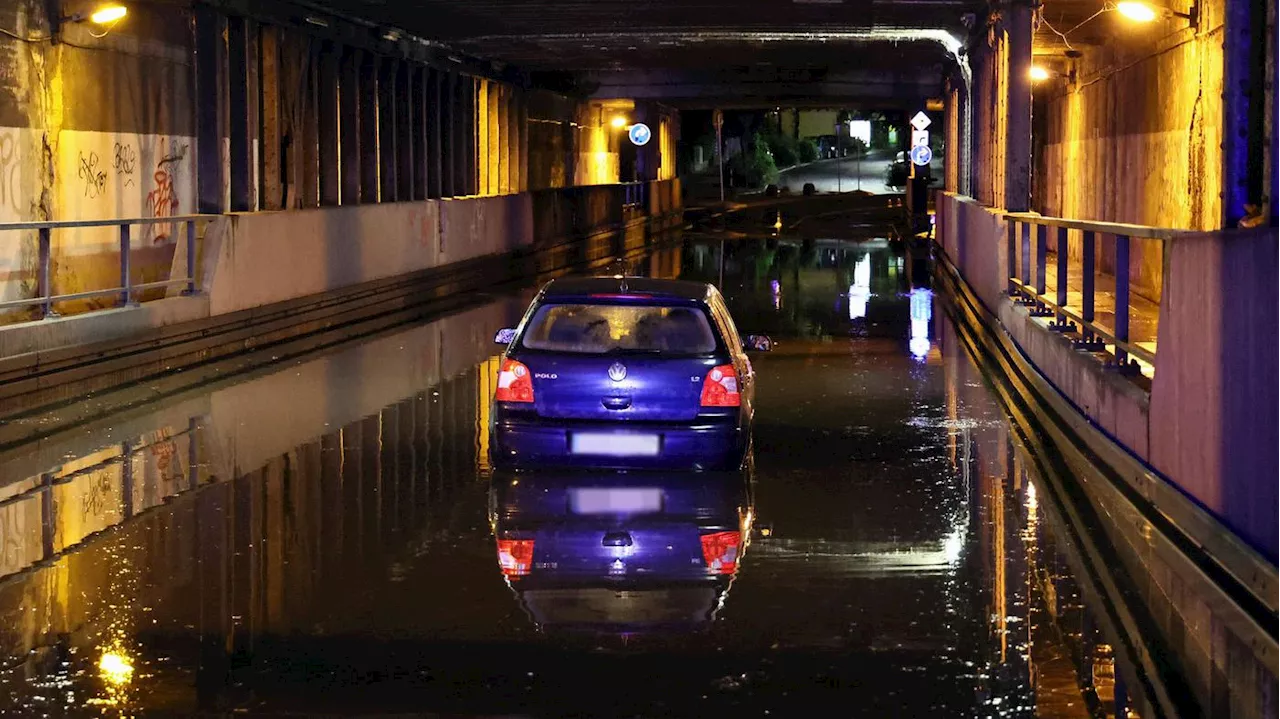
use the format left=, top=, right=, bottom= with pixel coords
left=608, top=362, right=627, bottom=382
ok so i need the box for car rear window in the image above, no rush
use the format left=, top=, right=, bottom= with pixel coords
left=520, top=303, right=719, bottom=354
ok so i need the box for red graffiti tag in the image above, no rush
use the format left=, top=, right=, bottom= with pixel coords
left=145, top=169, right=179, bottom=243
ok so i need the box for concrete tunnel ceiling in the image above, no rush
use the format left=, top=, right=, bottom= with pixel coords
left=304, top=0, right=986, bottom=105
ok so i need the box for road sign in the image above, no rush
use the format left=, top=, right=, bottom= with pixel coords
left=910, top=144, right=933, bottom=166
left=628, top=122, right=652, bottom=146
left=911, top=129, right=929, bottom=148
left=910, top=111, right=932, bottom=131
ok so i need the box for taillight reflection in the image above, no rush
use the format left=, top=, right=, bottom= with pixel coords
left=700, top=364, right=741, bottom=407
left=700, top=531, right=741, bottom=575
left=497, top=538, right=534, bottom=577
left=495, top=359, right=534, bottom=403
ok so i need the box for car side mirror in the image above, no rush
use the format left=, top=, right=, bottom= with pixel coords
left=494, top=328, right=517, bottom=345
left=744, top=334, right=773, bottom=352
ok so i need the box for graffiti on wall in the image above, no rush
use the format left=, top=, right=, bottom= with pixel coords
left=144, top=141, right=187, bottom=243
left=113, top=142, right=136, bottom=187
left=0, top=130, right=21, bottom=217
left=77, top=151, right=107, bottom=199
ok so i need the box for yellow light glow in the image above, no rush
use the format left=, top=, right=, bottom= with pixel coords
left=1116, top=1, right=1158, bottom=21
left=90, top=4, right=128, bottom=24
left=610, top=115, right=627, bottom=129
left=1029, top=65, right=1051, bottom=82
left=98, top=651, right=134, bottom=686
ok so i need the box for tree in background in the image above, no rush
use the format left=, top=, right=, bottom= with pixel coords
left=728, top=132, right=779, bottom=188
left=798, top=139, right=819, bottom=163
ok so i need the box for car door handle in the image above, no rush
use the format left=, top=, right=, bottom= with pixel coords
left=601, top=396, right=632, bottom=410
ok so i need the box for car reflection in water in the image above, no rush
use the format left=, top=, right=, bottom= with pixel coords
left=489, top=470, right=754, bottom=634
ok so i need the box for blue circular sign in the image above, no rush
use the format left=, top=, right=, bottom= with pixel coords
left=628, top=122, right=652, bottom=147
left=910, top=144, right=933, bottom=166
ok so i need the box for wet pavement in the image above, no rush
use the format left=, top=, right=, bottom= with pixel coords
left=0, top=227, right=1269, bottom=717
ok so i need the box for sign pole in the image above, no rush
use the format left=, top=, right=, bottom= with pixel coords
left=714, top=109, right=725, bottom=204
left=836, top=127, right=842, bottom=193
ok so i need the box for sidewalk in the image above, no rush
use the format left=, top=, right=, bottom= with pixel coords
left=1040, top=255, right=1160, bottom=357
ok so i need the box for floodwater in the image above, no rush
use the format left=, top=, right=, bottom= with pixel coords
left=0, top=224, right=1267, bottom=717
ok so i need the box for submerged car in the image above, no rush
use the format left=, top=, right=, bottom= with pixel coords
left=490, top=276, right=771, bottom=471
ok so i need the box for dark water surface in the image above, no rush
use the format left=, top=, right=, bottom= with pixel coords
left=0, top=232, right=1231, bottom=717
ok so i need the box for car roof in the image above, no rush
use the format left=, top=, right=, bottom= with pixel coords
left=540, top=276, right=715, bottom=302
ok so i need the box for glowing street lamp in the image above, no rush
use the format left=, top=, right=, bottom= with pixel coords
left=1115, top=1, right=1158, bottom=21
left=1114, top=0, right=1198, bottom=26
left=89, top=4, right=128, bottom=24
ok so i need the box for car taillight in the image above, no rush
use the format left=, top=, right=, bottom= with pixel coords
left=700, top=364, right=741, bottom=407
left=700, top=531, right=741, bottom=575
left=497, top=539, right=534, bottom=577
left=495, top=359, right=534, bottom=403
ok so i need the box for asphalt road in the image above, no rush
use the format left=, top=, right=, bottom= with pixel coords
left=776, top=150, right=943, bottom=195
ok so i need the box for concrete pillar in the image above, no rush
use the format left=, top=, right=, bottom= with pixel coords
left=563, top=120, right=577, bottom=189
left=396, top=62, right=415, bottom=202
left=441, top=71, right=455, bottom=198
left=476, top=80, right=489, bottom=195
left=260, top=25, right=283, bottom=211
left=517, top=91, right=528, bottom=193
left=226, top=16, right=255, bottom=212
left=498, top=86, right=510, bottom=195
left=489, top=83, right=501, bottom=195
left=428, top=69, right=443, bottom=199
left=317, top=44, right=340, bottom=207
left=194, top=5, right=225, bottom=213
left=413, top=66, right=428, bottom=201
left=378, top=60, right=399, bottom=202
left=359, top=54, right=380, bottom=203
left=1222, top=0, right=1271, bottom=227
left=339, top=49, right=361, bottom=205
left=301, top=44, right=320, bottom=208
left=462, top=76, right=476, bottom=196
left=1004, top=2, right=1033, bottom=212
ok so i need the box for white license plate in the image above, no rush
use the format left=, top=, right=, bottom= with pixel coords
left=570, top=432, right=660, bottom=457
left=570, top=488, right=663, bottom=514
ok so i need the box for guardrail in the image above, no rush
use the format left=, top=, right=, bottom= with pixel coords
left=622, top=181, right=648, bottom=209
left=0, top=215, right=217, bottom=320
left=1003, top=212, right=1184, bottom=373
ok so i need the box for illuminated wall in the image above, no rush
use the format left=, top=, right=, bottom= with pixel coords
left=1033, top=3, right=1224, bottom=231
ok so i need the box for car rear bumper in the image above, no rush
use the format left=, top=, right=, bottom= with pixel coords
left=492, top=418, right=745, bottom=471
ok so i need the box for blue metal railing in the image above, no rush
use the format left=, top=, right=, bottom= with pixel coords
left=0, top=215, right=217, bottom=320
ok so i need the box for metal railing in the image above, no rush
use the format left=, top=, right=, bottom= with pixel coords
left=622, top=181, right=648, bottom=209
left=0, top=215, right=216, bottom=320
left=1003, top=212, right=1185, bottom=374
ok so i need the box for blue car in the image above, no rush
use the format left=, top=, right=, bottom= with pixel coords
left=490, top=276, right=771, bottom=471
left=490, top=471, right=754, bottom=633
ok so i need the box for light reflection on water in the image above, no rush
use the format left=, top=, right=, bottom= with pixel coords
left=0, top=237, right=1261, bottom=717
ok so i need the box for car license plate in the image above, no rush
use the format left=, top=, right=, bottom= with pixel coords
left=570, top=432, right=660, bottom=457
left=570, top=488, right=663, bottom=514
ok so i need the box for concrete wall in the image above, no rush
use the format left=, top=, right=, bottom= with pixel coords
left=0, top=1, right=196, bottom=312
left=1148, top=226, right=1277, bottom=554
left=1033, top=0, right=1225, bottom=232
left=0, top=178, right=682, bottom=361
left=204, top=195, right=531, bottom=316
left=937, top=191, right=1277, bottom=558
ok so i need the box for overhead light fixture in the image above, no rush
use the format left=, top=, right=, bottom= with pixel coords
left=610, top=115, right=628, bottom=129
left=1115, top=1, right=1158, bottom=21
left=1114, top=0, right=1198, bottom=26
left=1029, top=61, right=1077, bottom=85
left=65, top=3, right=127, bottom=25
left=89, top=4, right=127, bottom=24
